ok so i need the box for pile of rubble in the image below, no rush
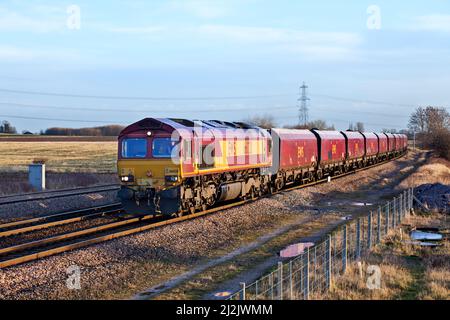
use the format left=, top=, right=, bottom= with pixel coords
left=415, top=183, right=450, bottom=214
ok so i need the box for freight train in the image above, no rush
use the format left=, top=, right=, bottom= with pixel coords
left=117, top=118, right=407, bottom=216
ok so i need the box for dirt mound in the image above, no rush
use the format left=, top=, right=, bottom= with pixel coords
left=415, top=183, right=450, bottom=214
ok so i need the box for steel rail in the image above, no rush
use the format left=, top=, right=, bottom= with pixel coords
left=0, top=206, right=123, bottom=238
left=0, top=153, right=406, bottom=269
left=0, top=184, right=119, bottom=206
left=0, top=203, right=122, bottom=232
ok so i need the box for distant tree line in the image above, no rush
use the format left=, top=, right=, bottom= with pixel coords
left=348, top=122, right=365, bottom=132
left=43, top=125, right=125, bottom=136
left=245, top=114, right=337, bottom=130
left=287, top=119, right=336, bottom=130
left=0, top=120, right=125, bottom=136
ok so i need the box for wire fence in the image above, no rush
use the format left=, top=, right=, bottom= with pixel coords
left=228, top=188, right=414, bottom=300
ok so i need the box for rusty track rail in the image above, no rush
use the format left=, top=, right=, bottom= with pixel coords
left=0, top=203, right=122, bottom=238
left=0, top=184, right=119, bottom=206
left=0, top=154, right=405, bottom=269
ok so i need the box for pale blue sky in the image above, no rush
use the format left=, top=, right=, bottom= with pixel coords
left=0, top=0, right=449, bottom=132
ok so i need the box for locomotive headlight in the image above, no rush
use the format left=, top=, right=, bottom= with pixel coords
left=121, top=175, right=134, bottom=182
left=165, top=176, right=178, bottom=182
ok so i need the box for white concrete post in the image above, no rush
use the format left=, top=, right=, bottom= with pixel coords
left=29, top=164, right=46, bottom=191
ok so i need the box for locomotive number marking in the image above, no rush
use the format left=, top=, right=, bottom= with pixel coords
left=332, top=144, right=337, bottom=155
left=297, top=146, right=304, bottom=158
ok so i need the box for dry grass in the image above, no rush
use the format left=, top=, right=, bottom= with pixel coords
left=320, top=154, right=450, bottom=300
left=399, top=154, right=450, bottom=188
left=0, top=141, right=117, bottom=173
left=318, top=213, right=449, bottom=300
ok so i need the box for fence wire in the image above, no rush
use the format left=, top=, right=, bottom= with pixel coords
left=228, top=188, right=413, bottom=300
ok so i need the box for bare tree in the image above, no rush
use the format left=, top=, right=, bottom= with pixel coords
left=409, top=106, right=449, bottom=134
left=0, top=120, right=17, bottom=134
left=286, top=119, right=335, bottom=130
left=408, top=107, right=427, bottom=133
left=356, top=122, right=365, bottom=132
left=382, top=128, right=398, bottom=133
left=408, top=106, right=450, bottom=159
left=347, top=122, right=364, bottom=131
left=244, top=114, right=277, bottom=129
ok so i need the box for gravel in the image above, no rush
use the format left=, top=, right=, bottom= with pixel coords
left=415, top=183, right=450, bottom=214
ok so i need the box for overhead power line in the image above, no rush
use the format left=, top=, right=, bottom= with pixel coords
left=0, top=101, right=295, bottom=113
left=0, top=101, right=410, bottom=118
left=0, top=112, right=405, bottom=129
left=1, top=86, right=447, bottom=111
left=312, top=94, right=447, bottom=108
left=2, top=87, right=446, bottom=109
left=0, top=114, right=123, bottom=124
left=0, top=88, right=291, bottom=101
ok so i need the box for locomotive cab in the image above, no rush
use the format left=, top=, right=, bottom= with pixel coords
left=117, top=118, right=183, bottom=215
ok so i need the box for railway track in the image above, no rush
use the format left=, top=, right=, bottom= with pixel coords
left=0, top=203, right=122, bottom=238
left=0, top=184, right=120, bottom=206
left=0, top=154, right=405, bottom=269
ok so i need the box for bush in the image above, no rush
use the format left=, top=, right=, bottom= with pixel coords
left=431, top=129, right=450, bottom=160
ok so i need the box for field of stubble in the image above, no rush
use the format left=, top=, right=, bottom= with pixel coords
left=0, top=141, right=118, bottom=195
left=0, top=141, right=117, bottom=173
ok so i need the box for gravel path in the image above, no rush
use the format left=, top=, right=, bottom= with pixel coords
left=203, top=219, right=345, bottom=300
left=0, top=151, right=426, bottom=300
left=134, top=214, right=317, bottom=300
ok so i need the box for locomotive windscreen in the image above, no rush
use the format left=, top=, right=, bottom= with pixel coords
left=122, top=138, right=147, bottom=158
left=152, top=138, right=177, bottom=158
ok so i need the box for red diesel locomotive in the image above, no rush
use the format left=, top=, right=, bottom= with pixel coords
left=117, top=118, right=408, bottom=216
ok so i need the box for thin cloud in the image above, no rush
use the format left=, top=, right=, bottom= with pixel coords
left=0, top=45, right=35, bottom=60
left=0, top=7, right=63, bottom=33
left=169, top=0, right=230, bottom=19
left=197, top=25, right=361, bottom=44
left=410, top=14, right=450, bottom=33
left=196, top=25, right=362, bottom=60
left=102, top=26, right=165, bottom=34
left=0, top=45, right=79, bottom=62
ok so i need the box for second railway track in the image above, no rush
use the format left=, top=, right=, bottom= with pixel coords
left=0, top=203, right=123, bottom=238
left=0, top=184, right=120, bottom=206
left=0, top=154, right=405, bottom=270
